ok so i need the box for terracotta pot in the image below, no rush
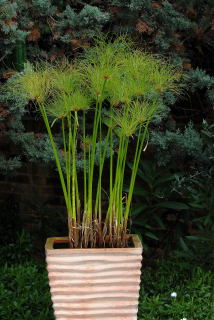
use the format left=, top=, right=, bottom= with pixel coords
left=45, top=235, right=142, bottom=320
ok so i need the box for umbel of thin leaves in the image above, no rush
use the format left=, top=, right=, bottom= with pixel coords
left=8, top=37, right=181, bottom=248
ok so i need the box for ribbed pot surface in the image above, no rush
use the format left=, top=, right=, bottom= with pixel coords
left=45, top=235, right=142, bottom=320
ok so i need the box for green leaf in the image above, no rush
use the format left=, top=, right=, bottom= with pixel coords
left=141, top=161, right=154, bottom=176
left=155, top=201, right=189, bottom=210
left=153, top=215, right=165, bottom=228
left=145, top=232, right=159, bottom=241
left=133, top=220, right=149, bottom=227
left=185, top=235, right=202, bottom=241
left=153, top=174, right=176, bottom=186
left=136, top=168, right=145, bottom=179
left=189, top=203, right=205, bottom=209
left=124, top=185, right=148, bottom=196
left=140, top=174, right=154, bottom=188
left=179, top=237, right=189, bottom=252
left=133, top=187, right=149, bottom=196
left=131, top=204, right=148, bottom=217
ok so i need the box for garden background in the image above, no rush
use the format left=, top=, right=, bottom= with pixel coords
left=0, top=1, right=213, bottom=319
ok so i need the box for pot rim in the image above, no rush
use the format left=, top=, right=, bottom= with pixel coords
left=45, top=234, right=143, bottom=253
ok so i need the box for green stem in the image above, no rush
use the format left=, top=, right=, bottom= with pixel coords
left=115, top=135, right=125, bottom=218
left=110, top=127, right=113, bottom=199
left=87, top=99, right=99, bottom=220
left=74, top=112, right=80, bottom=223
left=94, top=128, right=110, bottom=216
left=87, top=79, right=107, bottom=219
left=71, top=112, right=78, bottom=221
left=98, top=98, right=102, bottom=220
left=38, top=103, right=69, bottom=210
left=83, top=111, right=87, bottom=212
left=118, top=137, right=129, bottom=232
left=62, top=118, right=69, bottom=197
left=124, top=121, right=150, bottom=223
left=67, top=114, right=73, bottom=217
left=114, top=136, right=129, bottom=234
left=106, top=134, right=124, bottom=227
left=109, top=104, right=113, bottom=204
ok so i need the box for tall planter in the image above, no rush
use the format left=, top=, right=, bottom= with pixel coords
left=45, top=235, right=142, bottom=320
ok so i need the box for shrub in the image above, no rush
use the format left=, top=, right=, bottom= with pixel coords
left=0, top=262, right=53, bottom=320
left=139, top=258, right=214, bottom=320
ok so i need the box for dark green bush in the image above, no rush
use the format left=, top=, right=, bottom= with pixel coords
left=0, top=229, right=53, bottom=319
left=0, top=262, right=53, bottom=320
left=0, top=230, right=33, bottom=264
left=130, top=122, right=214, bottom=259
left=139, top=257, right=214, bottom=320
left=126, top=160, right=189, bottom=249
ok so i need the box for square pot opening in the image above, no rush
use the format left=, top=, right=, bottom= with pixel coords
left=46, top=235, right=142, bottom=251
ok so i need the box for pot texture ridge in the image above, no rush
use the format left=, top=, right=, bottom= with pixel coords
left=45, top=235, right=142, bottom=320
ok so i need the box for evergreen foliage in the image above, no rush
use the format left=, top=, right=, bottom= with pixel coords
left=58, top=4, right=110, bottom=40
left=0, top=156, right=21, bottom=173
left=150, top=122, right=203, bottom=166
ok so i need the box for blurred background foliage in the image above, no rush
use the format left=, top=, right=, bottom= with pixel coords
left=0, top=0, right=213, bottom=262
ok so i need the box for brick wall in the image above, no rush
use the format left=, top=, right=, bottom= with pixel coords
left=0, top=162, right=68, bottom=241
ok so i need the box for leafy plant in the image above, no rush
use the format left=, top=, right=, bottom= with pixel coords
left=5, top=37, right=181, bottom=248
left=175, top=171, right=214, bottom=267
left=138, top=258, right=214, bottom=320
left=0, top=262, right=53, bottom=320
left=126, top=160, right=189, bottom=250
left=0, top=230, right=33, bottom=265
left=150, top=122, right=204, bottom=167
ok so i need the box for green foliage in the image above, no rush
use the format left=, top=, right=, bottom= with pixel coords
left=0, top=78, right=112, bottom=174
left=0, top=231, right=52, bottom=318
left=129, top=157, right=214, bottom=262
left=0, top=1, right=110, bottom=68
left=109, top=0, right=214, bottom=123
left=30, top=0, right=56, bottom=15
left=200, top=121, right=214, bottom=166
left=150, top=122, right=203, bottom=166
left=111, top=0, right=144, bottom=11
left=0, top=1, right=27, bottom=56
left=144, top=121, right=214, bottom=258
left=172, top=168, right=214, bottom=266
left=0, top=262, right=53, bottom=320
left=0, top=156, right=22, bottom=172
left=150, top=121, right=214, bottom=174
left=13, top=40, right=27, bottom=71
left=125, top=160, right=189, bottom=250
left=139, top=259, right=214, bottom=320
left=58, top=4, right=110, bottom=40
left=183, top=68, right=214, bottom=91
left=0, top=231, right=33, bottom=265
left=183, top=69, right=214, bottom=105
left=177, top=228, right=214, bottom=268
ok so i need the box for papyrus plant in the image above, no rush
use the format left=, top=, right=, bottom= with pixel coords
left=10, top=38, right=181, bottom=248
